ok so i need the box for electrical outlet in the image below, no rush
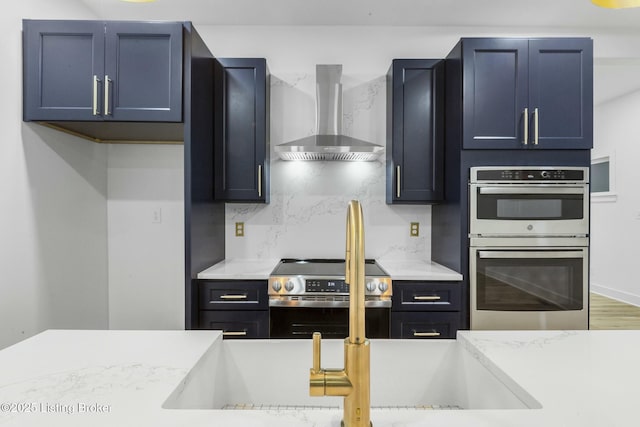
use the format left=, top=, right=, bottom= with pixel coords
left=235, top=222, right=245, bottom=237
left=410, top=222, right=419, bottom=237
left=152, top=207, right=162, bottom=224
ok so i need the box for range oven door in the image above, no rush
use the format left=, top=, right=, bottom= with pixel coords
left=469, top=185, right=589, bottom=237
left=469, top=246, right=588, bottom=330
left=269, top=306, right=390, bottom=339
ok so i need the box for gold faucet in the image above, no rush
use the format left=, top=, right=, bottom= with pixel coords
left=310, top=200, right=371, bottom=427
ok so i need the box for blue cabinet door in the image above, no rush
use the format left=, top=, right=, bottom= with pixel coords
left=214, top=58, right=269, bottom=203
left=104, top=21, right=183, bottom=122
left=23, top=20, right=183, bottom=123
left=461, top=38, right=529, bottom=149
left=386, top=59, right=444, bottom=203
left=459, top=37, right=592, bottom=150
left=23, top=20, right=105, bottom=121
left=528, top=39, right=593, bottom=149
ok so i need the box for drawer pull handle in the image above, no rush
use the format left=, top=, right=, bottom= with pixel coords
left=413, top=295, right=441, bottom=301
left=219, top=294, right=248, bottom=300
left=223, top=331, right=248, bottom=337
left=413, top=331, right=441, bottom=337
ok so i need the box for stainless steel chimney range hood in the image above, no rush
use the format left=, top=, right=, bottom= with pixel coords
left=275, top=65, right=383, bottom=161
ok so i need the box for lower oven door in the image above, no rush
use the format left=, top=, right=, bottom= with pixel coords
left=470, top=246, right=588, bottom=330
left=269, top=306, right=390, bottom=339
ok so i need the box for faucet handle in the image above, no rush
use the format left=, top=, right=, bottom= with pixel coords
left=312, top=332, right=321, bottom=372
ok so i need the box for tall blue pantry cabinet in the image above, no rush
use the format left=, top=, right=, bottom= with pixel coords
left=432, top=37, right=593, bottom=330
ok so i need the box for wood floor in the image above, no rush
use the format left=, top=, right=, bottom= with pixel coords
left=589, top=293, right=640, bottom=329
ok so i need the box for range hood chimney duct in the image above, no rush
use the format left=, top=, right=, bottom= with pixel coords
left=275, top=65, right=383, bottom=161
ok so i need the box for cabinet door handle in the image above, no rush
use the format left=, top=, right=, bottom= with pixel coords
left=92, top=75, right=101, bottom=116
left=104, top=75, right=112, bottom=116
left=396, top=165, right=401, bottom=198
left=257, top=164, right=262, bottom=198
left=522, top=107, right=528, bottom=145
left=223, top=331, right=248, bottom=337
left=413, top=295, right=441, bottom=301
left=413, top=331, right=441, bottom=338
left=219, top=294, right=248, bottom=300
left=533, top=107, right=539, bottom=145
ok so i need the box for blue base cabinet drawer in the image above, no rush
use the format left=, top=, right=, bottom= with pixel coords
left=198, top=311, right=269, bottom=339
left=391, top=312, right=460, bottom=339
left=392, top=281, right=461, bottom=311
left=198, top=280, right=268, bottom=310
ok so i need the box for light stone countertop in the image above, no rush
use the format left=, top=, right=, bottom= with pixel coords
left=0, top=329, right=638, bottom=426
left=197, top=258, right=462, bottom=281
left=197, top=258, right=280, bottom=280
left=376, top=259, right=463, bottom=281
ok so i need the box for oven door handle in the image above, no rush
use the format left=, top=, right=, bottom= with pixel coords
left=477, top=250, right=585, bottom=259
left=478, top=186, right=585, bottom=195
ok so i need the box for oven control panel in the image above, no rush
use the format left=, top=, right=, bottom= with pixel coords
left=268, top=276, right=392, bottom=297
left=471, top=167, right=588, bottom=183
left=306, top=279, right=349, bottom=293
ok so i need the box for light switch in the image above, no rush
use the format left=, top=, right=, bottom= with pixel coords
left=410, top=222, right=419, bottom=237
left=235, top=222, right=245, bottom=237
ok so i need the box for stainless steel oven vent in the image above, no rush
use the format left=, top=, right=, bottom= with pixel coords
left=275, top=65, right=383, bottom=162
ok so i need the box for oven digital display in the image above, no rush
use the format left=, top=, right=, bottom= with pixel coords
left=306, top=279, right=349, bottom=293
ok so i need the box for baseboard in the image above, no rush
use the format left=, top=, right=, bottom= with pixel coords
left=591, top=282, right=640, bottom=308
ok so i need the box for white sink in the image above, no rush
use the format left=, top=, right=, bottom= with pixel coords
left=163, top=339, right=540, bottom=411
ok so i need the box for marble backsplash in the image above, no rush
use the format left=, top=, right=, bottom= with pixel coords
left=225, top=71, right=431, bottom=260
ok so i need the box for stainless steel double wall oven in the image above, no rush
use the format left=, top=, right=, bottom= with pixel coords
left=469, top=166, right=589, bottom=330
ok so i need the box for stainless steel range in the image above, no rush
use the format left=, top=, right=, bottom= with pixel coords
left=268, top=259, right=392, bottom=338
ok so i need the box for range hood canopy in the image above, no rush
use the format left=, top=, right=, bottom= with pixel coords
left=275, top=65, right=383, bottom=161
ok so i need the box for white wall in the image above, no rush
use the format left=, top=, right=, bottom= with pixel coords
left=107, top=145, right=184, bottom=329
left=4, top=13, right=640, bottom=342
left=0, top=0, right=107, bottom=350
left=591, top=90, right=640, bottom=306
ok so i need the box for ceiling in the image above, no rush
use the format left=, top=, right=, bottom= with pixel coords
left=79, top=0, right=640, bottom=105
left=80, top=0, right=640, bottom=28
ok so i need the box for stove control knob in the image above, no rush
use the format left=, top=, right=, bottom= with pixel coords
left=272, top=281, right=282, bottom=292
left=285, top=280, right=295, bottom=292
left=541, top=170, right=550, bottom=179
left=378, top=282, right=389, bottom=292
left=366, top=281, right=377, bottom=293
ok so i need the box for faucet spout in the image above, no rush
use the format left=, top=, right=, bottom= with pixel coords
left=309, top=200, right=371, bottom=427
left=346, top=200, right=366, bottom=344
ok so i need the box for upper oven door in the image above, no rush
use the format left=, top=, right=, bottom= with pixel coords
left=469, top=184, right=589, bottom=237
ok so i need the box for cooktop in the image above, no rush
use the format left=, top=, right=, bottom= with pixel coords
left=271, top=258, right=388, bottom=277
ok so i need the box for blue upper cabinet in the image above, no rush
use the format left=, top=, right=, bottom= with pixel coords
left=23, top=20, right=183, bottom=122
left=386, top=59, right=445, bottom=204
left=453, top=38, right=592, bottom=150
left=214, top=58, right=270, bottom=203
